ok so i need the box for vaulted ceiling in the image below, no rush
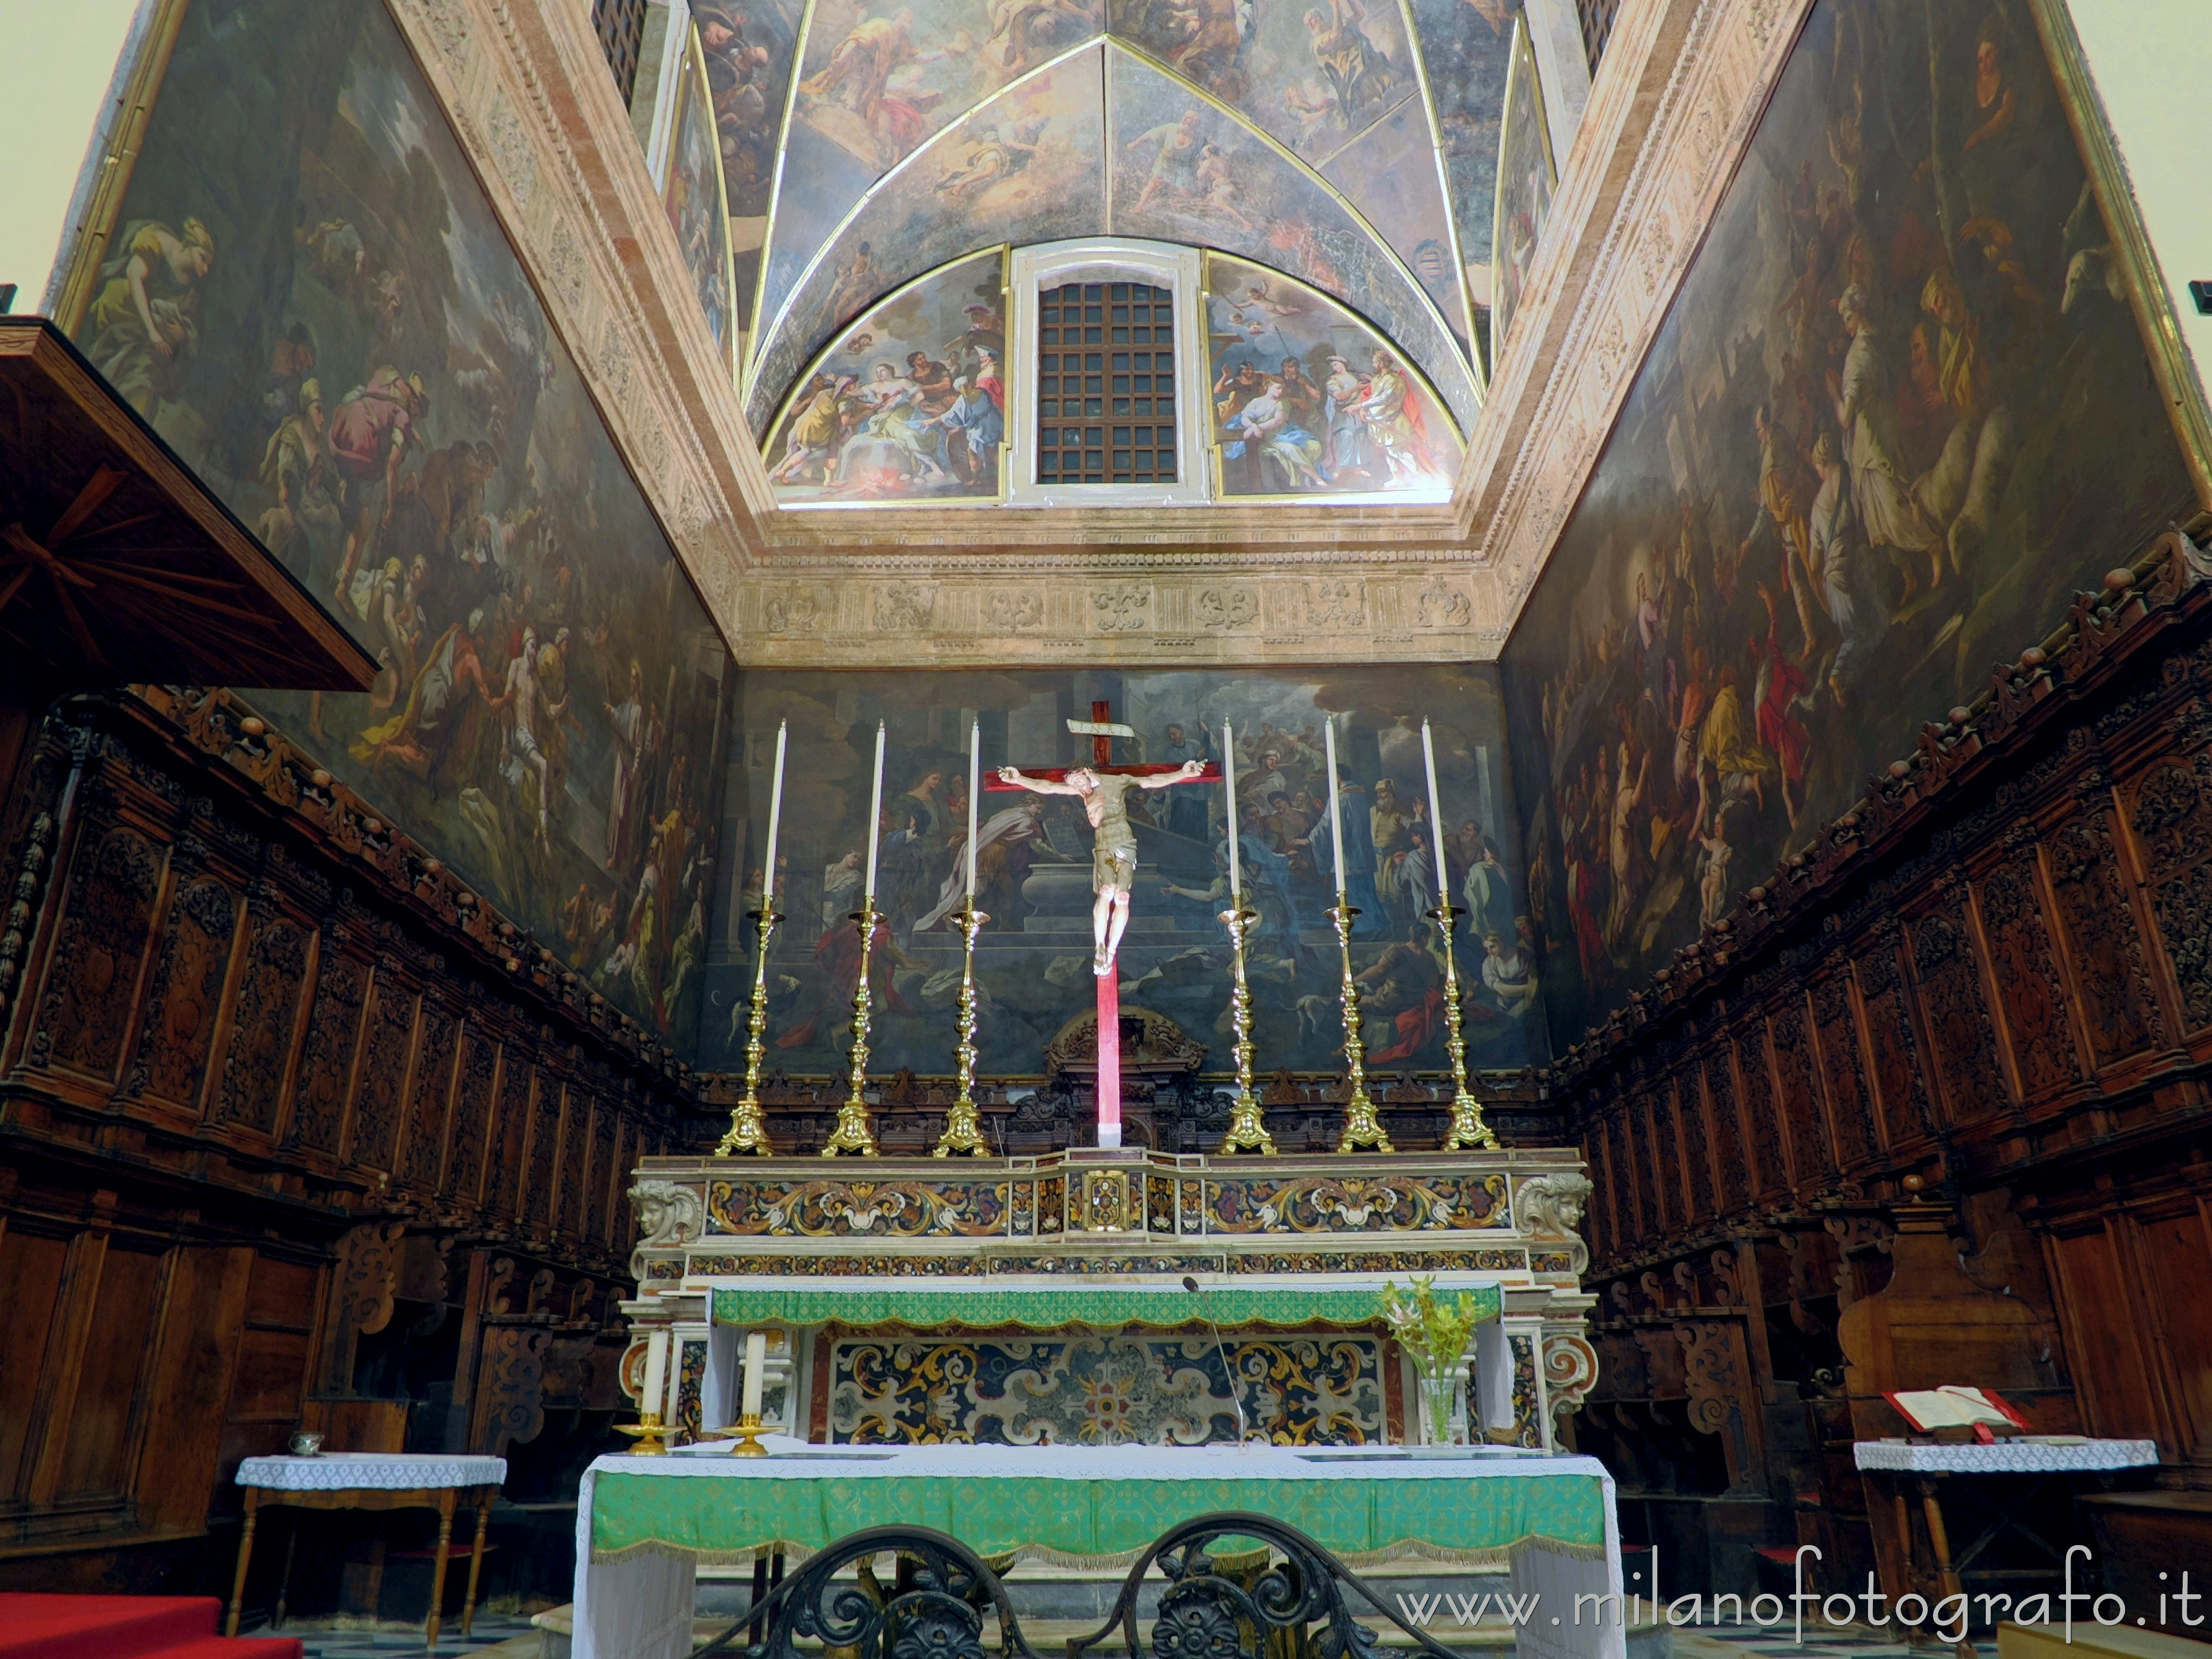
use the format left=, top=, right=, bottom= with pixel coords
left=698, top=0, right=1532, bottom=437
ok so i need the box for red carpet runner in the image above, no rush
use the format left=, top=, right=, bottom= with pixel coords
left=0, top=1595, right=302, bottom=1659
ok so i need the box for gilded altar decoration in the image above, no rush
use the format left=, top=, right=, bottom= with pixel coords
left=826, top=1331, right=1387, bottom=1447
left=707, top=1176, right=1010, bottom=1238
left=1204, top=1172, right=1506, bottom=1234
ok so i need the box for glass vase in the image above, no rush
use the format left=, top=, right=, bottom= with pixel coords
left=1417, top=1374, right=1462, bottom=1446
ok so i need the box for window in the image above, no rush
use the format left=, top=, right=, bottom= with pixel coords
left=1035, top=282, right=1178, bottom=486
left=1575, top=0, right=1619, bottom=76
left=591, top=0, right=650, bottom=107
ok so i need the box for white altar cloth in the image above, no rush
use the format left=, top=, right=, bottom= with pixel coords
left=234, top=1452, right=509, bottom=1490
left=1851, top=1437, right=2158, bottom=1474
left=571, top=1443, right=1625, bottom=1659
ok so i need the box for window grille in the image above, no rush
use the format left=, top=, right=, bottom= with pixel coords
left=1035, top=281, right=1177, bottom=486
left=591, top=0, right=650, bottom=108
left=1576, top=0, right=1620, bottom=76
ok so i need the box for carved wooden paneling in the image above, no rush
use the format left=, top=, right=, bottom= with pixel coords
left=1734, top=1024, right=1788, bottom=1199
left=214, top=907, right=311, bottom=1134
left=1978, top=855, right=2080, bottom=1099
left=290, top=945, right=369, bottom=1154
left=584, top=1091, right=615, bottom=1246
left=36, top=826, right=160, bottom=1083
left=446, top=1029, right=499, bottom=1206
left=1853, top=927, right=1933, bottom=1147
left=401, top=999, right=460, bottom=1191
left=1700, top=1050, right=1747, bottom=1214
left=127, top=873, right=239, bottom=1114
left=469, top=1325, right=549, bottom=1454
left=2043, top=805, right=2168, bottom=1068
left=1809, top=975, right=1878, bottom=1166
left=1903, top=897, right=2010, bottom=1123
left=1626, top=1092, right=1660, bottom=1243
left=1672, top=1068, right=1712, bottom=1222
left=524, top=1075, right=562, bottom=1234
left=1676, top=1318, right=1766, bottom=1493
left=1767, top=1000, right=1833, bottom=1186
left=1645, top=1084, right=1680, bottom=1235
left=348, top=977, right=416, bottom=1172
left=2122, top=757, right=2212, bottom=1032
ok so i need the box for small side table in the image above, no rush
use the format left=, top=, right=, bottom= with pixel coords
left=227, top=1452, right=508, bottom=1651
left=1854, top=1438, right=2158, bottom=1656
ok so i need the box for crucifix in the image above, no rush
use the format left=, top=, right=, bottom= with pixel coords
left=989, top=700, right=1218, bottom=1148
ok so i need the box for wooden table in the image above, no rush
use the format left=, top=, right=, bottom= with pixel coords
left=227, top=1452, right=508, bottom=1650
left=1855, top=1438, right=2157, bottom=1655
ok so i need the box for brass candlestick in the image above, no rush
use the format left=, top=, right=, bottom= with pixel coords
left=717, top=903, right=781, bottom=1156
left=611, top=1412, right=669, bottom=1455
left=1215, top=895, right=1275, bottom=1155
left=822, top=900, right=881, bottom=1157
left=935, top=898, right=990, bottom=1156
left=1328, top=896, right=1392, bottom=1154
left=1427, top=899, right=1500, bottom=1152
left=729, top=1411, right=769, bottom=1457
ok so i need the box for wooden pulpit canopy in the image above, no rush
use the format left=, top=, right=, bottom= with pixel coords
left=0, top=317, right=375, bottom=692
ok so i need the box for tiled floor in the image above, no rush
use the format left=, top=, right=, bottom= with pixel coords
left=248, top=1611, right=541, bottom=1657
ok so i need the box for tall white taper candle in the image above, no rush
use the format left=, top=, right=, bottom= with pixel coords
left=966, top=720, right=980, bottom=898
left=742, top=1329, right=766, bottom=1418
left=761, top=721, right=787, bottom=903
left=1323, top=717, right=1348, bottom=895
left=863, top=721, right=886, bottom=900
left=1222, top=722, right=1241, bottom=898
left=1421, top=719, right=1449, bottom=899
left=640, top=1327, right=667, bottom=1422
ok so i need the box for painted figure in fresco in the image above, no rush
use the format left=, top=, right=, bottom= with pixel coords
left=1322, top=355, right=1370, bottom=479
left=328, top=366, right=429, bottom=601
left=1229, top=380, right=1328, bottom=491
left=1481, top=930, right=1540, bottom=1021
left=83, top=218, right=216, bottom=416
left=499, top=624, right=571, bottom=851
left=1830, top=284, right=1947, bottom=596
left=1128, top=111, right=1205, bottom=215
left=771, top=373, right=857, bottom=485
left=1353, top=352, right=1434, bottom=485
left=257, top=378, right=341, bottom=573
left=987, top=0, right=1097, bottom=76
left=1738, top=401, right=1824, bottom=659
left=997, top=759, right=1208, bottom=975
left=604, top=660, right=653, bottom=872
left=921, top=376, right=1005, bottom=484
left=801, top=10, right=948, bottom=164
left=1305, top=0, right=1396, bottom=128
left=1805, top=428, right=1887, bottom=706
left=817, top=242, right=883, bottom=338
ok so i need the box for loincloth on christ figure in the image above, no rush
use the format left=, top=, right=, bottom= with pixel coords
left=1086, top=774, right=1144, bottom=894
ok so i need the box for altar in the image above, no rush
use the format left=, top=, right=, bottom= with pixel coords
left=571, top=1443, right=1627, bottom=1659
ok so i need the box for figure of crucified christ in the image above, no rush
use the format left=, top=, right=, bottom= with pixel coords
left=997, top=759, right=1207, bottom=975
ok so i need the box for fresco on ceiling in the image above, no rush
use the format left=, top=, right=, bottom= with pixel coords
left=1204, top=255, right=1459, bottom=497
left=1404, top=0, right=1516, bottom=281
left=763, top=249, right=1006, bottom=500
left=1107, top=47, right=1478, bottom=430
left=1499, top=0, right=2199, bottom=1050
left=696, top=0, right=805, bottom=339
left=1488, top=16, right=1552, bottom=375
left=703, top=667, right=1545, bottom=1080
left=1319, top=97, right=1472, bottom=354
left=748, top=47, right=1107, bottom=434
left=667, top=27, right=738, bottom=357
left=1107, top=0, right=1415, bottom=168
left=755, top=0, right=1104, bottom=352
left=72, top=0, right=732, bottom=1056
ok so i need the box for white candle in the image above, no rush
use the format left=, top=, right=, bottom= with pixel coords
left=1421, top=719, right=1449, bottom=900
left=1222, top=721, right=1241, bottom=899
left=640, top=1327, right=667, bottom=1421
left=863, top=721, right=886, bottom=901
left=761, top=721, right=787, bottom=904
left=742, top=1329, right=766, bottom=1418
left=1323, top=717, right=1348, bottom=896
left=966, top=720, right=980, bottom=899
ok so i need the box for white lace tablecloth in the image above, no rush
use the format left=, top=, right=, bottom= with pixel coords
left=1853, top=1438, right=2158, bottom=1474
left=235, top=1452, right=509, bottom=1491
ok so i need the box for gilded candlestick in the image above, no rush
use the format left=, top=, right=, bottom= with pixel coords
left=611, top=1411, right=668, bottom=1455
left=1215, top=896, right=1275, bottom=1155
left=717, top=904, right=781, bottom=1156
left=935, top=899, right=990, bottom=1156
left=823, top=900, right=880, bottom=1157
left=1328, top=896, right=1392, bottom=1154
left=1427, top=900, right=1500, bottom=1151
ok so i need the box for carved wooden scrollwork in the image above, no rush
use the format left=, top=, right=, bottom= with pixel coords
left=39, top=825, right=161, bottom=1081
left=2043, top=808, right=2167, bottom=1065
left=471, top=1324, right=550, bottom=1453
left=1905, top=900, right=2009, bottom=1120
left=1543, top=1333, right=1599, bottom=1419
left=1673, top=1319, right=1761, bottom=1491
left=332, top=1220, right=404, bottom=1338
left=1977, top=858, right=2079, bottom=1098
left=215, top=912, right=309, bottom=1132
left=2126, top=758, right=2212, bottom=1031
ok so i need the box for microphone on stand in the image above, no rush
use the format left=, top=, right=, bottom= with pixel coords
left=1183, top=1275, right=1251, bottom=1447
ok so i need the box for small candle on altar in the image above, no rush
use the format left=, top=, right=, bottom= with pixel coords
left=742, top=1329, right=766, bottom=1418
left=640, top=1327, right=667, bottom=1422
left=1323, top=717, right=1349, bottom=896
left=966, top=719, right=980, bottom=899
left=1222, top=721, right=1241, bottom=899
left=760, top=721, right=787, bottom=904
left=863, top=721, right=886, bottom=901
left=1421, top=719, right=1449, bottom=900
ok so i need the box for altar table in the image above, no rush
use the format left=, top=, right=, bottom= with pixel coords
left=228, top=1453, right=507, bottom=1650
left=572, top=1443, right=1625, bottom=1659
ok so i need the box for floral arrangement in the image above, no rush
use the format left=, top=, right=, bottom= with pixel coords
left=1380, top=1277, right=1484, bottom=1380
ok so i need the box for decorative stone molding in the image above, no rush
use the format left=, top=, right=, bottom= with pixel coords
left=628, top=1178, right=706, bottom=1279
